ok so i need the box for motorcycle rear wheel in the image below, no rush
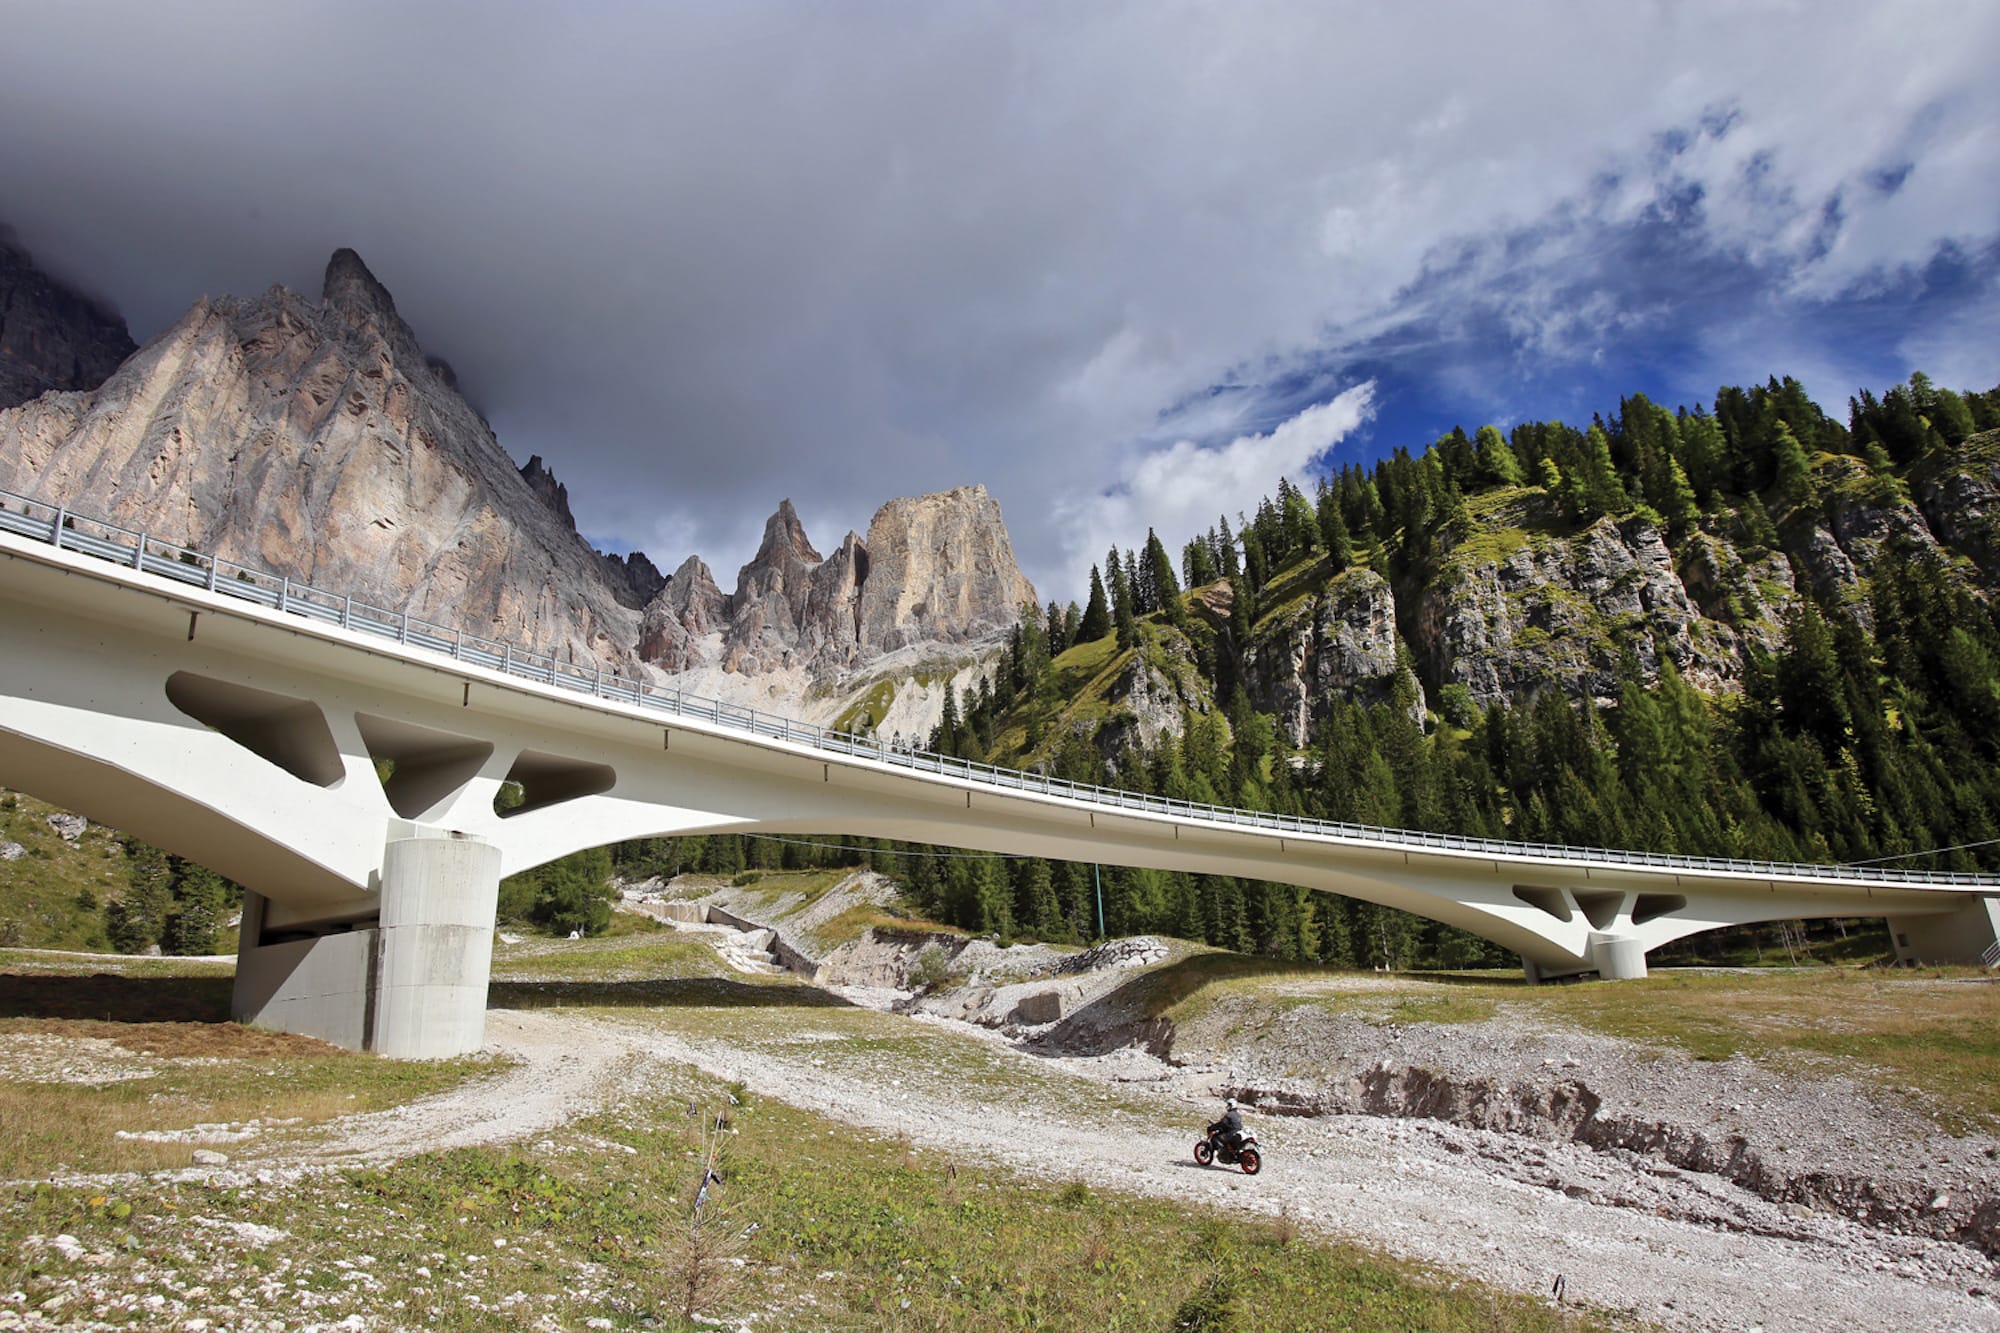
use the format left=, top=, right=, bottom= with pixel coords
left=1238, top=1147, right=1261, bottom=1175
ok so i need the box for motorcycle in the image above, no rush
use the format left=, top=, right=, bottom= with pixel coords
left=1194, top=1126, right=1262, bottom=1175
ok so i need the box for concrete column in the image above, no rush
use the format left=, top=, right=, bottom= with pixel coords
left=1587, top=932, right=1648, bottom=980
left=1888, top=896, right=2000, bottom=967
left=371, top=829, right=502, bottom=1059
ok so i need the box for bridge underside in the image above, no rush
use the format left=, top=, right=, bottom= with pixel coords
left=2, top=537, right=1995, bottom=1056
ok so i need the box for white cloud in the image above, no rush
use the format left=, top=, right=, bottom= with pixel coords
left=1052, top=383, right=1377, bottom=597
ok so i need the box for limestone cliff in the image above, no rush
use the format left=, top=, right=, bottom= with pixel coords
left=1243, top=567, right=1419, bottom=743
left=642, top=484, right=1037, bottom=680
left=857, top=486, right=1039, bottom=656
left=0, top=249, right=646, bottom=667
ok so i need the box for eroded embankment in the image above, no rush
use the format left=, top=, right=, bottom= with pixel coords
left=1050, top=992, right=2000, bottom=1261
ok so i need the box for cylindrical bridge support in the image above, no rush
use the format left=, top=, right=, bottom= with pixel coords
left=372, top=830, right=503, bottom=1059
left=1587, top=932, right=1648, bottom=980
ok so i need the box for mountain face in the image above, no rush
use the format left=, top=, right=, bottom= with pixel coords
left=0, top=241, right=1037, bottom=710
left=0, top=232, right=136, bottom=410
left=0, top=248, right=648, bottom=668
left=636, top=487, right=1038, bottom=680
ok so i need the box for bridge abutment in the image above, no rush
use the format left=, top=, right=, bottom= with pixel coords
left=232, top=828, right=500, bottom=1058
left=1888, top=895, right=2000, bottom=967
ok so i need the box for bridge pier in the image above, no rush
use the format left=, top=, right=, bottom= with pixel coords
left=1888, top=895, right=2000, bottom=967
left=232, top=827, right=500, bottom=1058
left=1521, top=933, right=1650, bottom=984
left=1588, top=932, right=1648, bottom=980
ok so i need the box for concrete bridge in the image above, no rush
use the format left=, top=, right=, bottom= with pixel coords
left=1, top=492, right=1995, bottom=1058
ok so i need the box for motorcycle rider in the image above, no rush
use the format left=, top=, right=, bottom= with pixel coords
left=1208, top=1098, right=1246, bottom=1156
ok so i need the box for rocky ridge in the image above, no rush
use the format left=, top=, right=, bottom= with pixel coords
left=0, top=248, right=651, bottom=668
left=638, top=486, right=1036, bottom=684
left=1227, top=446, right=2000, bottom=727
left=0, top=241, right=1034, bottom=712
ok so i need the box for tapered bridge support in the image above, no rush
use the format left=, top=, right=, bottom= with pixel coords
left=232, top=828, right=500, bottom=1058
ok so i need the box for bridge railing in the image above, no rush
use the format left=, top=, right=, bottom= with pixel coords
left=4, top=486, right=1997, bottom=890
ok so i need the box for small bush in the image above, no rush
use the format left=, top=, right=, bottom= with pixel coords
left=909, top=943, right=953, bottom=990
left=1168, top=1269, right=1237, bottom=1332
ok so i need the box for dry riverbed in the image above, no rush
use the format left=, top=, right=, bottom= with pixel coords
left=2, top=924, right=1997, bottom=1332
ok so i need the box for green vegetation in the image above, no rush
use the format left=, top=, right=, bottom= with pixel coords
left=0, top=789, right=128, bottom=950
left=0, top=789, right=238, bottom=955
left=0, top=1059, right=1620, bottom=1331
left=0, top=955, right=490, bottom=1177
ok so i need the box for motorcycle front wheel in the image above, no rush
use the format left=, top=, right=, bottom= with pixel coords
left=1238, top=1147, right=1261, bottom=1175
left=1194, top=1139, right=1215, bottom=1166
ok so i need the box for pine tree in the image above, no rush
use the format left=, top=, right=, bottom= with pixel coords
left=1079, top=567, right=1111, bottom=642
left=1145, top=528, right=1186, bottom=627
left=162, top=865, right=229, bottom=956
left=110, top=841, right=176, bottom=953
left=1473, top=424, right=1524, bottom=488
left=1317, top=486, right=1352, bottom=571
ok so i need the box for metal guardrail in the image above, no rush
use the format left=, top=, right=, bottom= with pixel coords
left=3, top=486, right=1998, bottom=891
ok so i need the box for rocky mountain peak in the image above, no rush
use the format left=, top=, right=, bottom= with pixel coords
left=0, top=230, right=137, bottom=410
left=519, top=454, right=576, bottom=527
left=636, top=484, right=1037, bottom=680
left=322, top=247, right=398, bottom=320
left=0, top=246, right=649, bottom=668
left=750, top=498, right=823, bottom=567
left=320, top=247, right=428, bottom=373
left=858, top=484, right=1038, bottom=655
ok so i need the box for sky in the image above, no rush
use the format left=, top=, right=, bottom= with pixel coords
left=3, top=1, right=1996, bottom=603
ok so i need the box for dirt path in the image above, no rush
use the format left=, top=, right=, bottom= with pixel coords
left=277, top=1003, right=1999, bottom=1333
left=294, top=1012, right=650, bottom=1164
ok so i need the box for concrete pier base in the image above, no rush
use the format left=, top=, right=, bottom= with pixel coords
left=231, top=829, right=500, bottom=1058
left=371, top=830, right=502, bottom=1058
left=1888, top=895, right=2000, bottom=967
left=1588, top=932, right=1648, bottom=980
left=232, top=891, right=376, bottom=1049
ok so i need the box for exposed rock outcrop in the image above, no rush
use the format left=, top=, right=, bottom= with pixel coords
left=643, top=484, right=1037, bottom=680
left=0, top=231, right=136, bottom=410
left=1245, top=566, right=1420, bottom=743
left=1914, top=430, right=2000, bottom=580
left=857, top=486, right=1039, bottom=656
left=0, top=250, right=646, bottom=667
left=638, top=555, right=728, bottom=669
left=1411, top=510, right=1717, bottom=710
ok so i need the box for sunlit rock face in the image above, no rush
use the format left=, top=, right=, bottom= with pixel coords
left=0, top=248, right=650, bottom=667
left=642, top=484, right=1038, bottom=678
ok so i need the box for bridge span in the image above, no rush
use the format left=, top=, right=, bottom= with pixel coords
left=1, top=493, right=1995, bottom=1057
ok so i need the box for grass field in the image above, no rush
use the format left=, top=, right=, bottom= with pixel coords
left=0, top=956, right=493, bottom=1178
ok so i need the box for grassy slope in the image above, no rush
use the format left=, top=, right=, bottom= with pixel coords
left=0, top=789, right=132, bottom=950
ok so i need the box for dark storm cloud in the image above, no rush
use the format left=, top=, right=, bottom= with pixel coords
left=3, top=2, right=1995, bottom=598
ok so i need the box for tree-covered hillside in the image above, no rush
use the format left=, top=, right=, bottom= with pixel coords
left=816, top=372, right=2000, bottom=967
